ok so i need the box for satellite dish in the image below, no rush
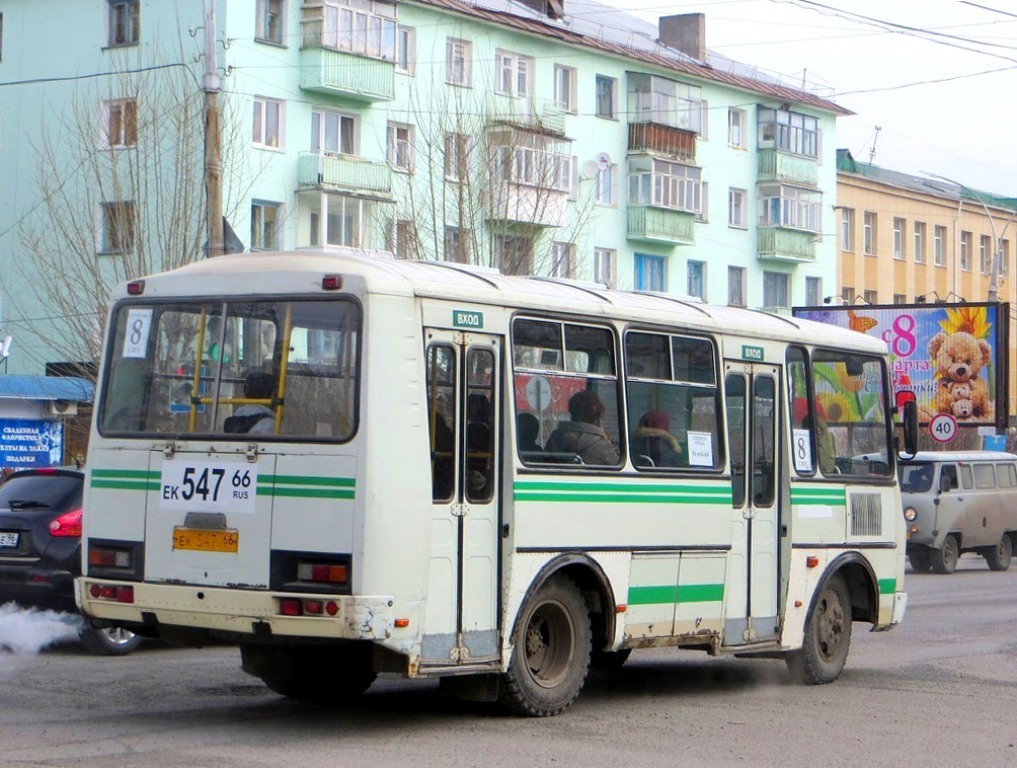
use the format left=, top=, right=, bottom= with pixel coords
left=596, top=152, right=612, bottom=171
left=581, top=161, right=599, bottom=180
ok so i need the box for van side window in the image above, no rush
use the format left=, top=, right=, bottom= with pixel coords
left=973, top=463, right=995, bottom=489
left=959, top=465, right=973, bottom=490
left=940, top=464, right=958, bottom=490
left=998, top=463, right=1017, bottom=487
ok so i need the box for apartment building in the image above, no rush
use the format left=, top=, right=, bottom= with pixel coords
left=0, top=0, right=846, bottom=375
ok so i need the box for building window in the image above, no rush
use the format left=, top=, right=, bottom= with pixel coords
left=841, top=286, right=855, bottom=304
left=634, top=253, right=666, bottom=292
left=495, top=50, right=533, bottom=97
left=893, top=293, right=906, bottom=305
left=445, top=226, right=467, bottom=263
left=757, top=107, right=818, bottom=159
left=628, top=158, right=702, bottom=214
left=554, top=65, right=577, bottom=113
left=758, top=184, right=821, bottom=232
left=389, top=219, right=419, bottom=260
left=628, top=73, right=703, bottom=133
left=253, top=97, right=284, bottom=149
left=806, top=276, right=822, bottom=306
left=934, top=225, right=946, bottom=266
left=696, top=182, right=709, bottom=223
left=101, top=98, right=137, bottom=149
left=307, top=195, right=369, bottom=248
left=893, top=217, right=905, bottom=260
left=960, top=231, right=972, bottom=271
left=1001, top=239, right=1010, bottom=276
left=256, top=0, right=284, bottom=45
left=863, top=212, right=876, bottom=255
left=396, top=27, right=415, bottom=73
left=687, top=260, right=705, bottom=300
left=980, top=235, right=993, bottom=274
left=387, top=122, right=413, bottom=171
left=444, top=132, right=469, bottom=181
left=763, top=271, right=789, bottom=309
left=99, top=201, right=135, bottom=254
left=493, top=234, right=532, bottom=274
left=595, top=75, right=616, bottom=119
left=840, top=208, right=854, bottom=252
left=312, top=110, right=356, bottom=154
left=108, top=0, right=140, bottom=47
left=594, top=248, right=616, bottom=288
left=550, top=242, right=574, bottom=278
left=595, top=165, right=615, bottom=206
left=251, top=201, right=281, bottom=251
left=728, top=266, right=746, bottom=306
left=914, top=221, right=926, bottom=263
left=492, top=141, right=573, bottom=193
left=320, top=0, right=397, bottom=60
left=728, top=108, right=746, bottom=148
left=864, top=290, right=878, bottom=305
left=728, top=188, right=747, bottom=228
left=446, top=38, right=472, bottom=86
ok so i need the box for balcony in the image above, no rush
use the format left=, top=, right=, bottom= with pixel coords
left=299, top=47, right=395, bottom=102
left=486, top=184, right=567, bottom=228
left=757, top=149, right=818, bottom=187
left=628, top=122, right=696, bottom=163
left=486, top=94, right=567, bottom=138
left=627, top=205, right=696, bottom=245
left=757, top=227, right=817, bottom=262
left=297, top=152, right=393, bottom=199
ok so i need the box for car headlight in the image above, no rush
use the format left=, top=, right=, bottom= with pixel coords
left=903, top=507, right=918, bottom=522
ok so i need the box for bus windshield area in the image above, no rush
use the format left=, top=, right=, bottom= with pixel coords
left=98, top=298, right=360, bottom=440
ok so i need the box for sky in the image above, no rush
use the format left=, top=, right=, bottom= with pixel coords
left=604, top=0, right=1017, bottom=197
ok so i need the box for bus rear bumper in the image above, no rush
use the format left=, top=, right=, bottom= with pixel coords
left=76, top=578, right=395, bottom=641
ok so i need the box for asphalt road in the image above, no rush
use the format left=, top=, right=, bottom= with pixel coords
left=1, top=555, right=1015, bottom=768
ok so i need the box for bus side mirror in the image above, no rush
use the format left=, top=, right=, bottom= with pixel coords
left=901, top=400, right=919, bottom=458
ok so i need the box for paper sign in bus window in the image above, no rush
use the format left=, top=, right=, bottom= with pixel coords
left=122, top=309, right=153, bottom=358
left=687, top=431, right=713, bottom=466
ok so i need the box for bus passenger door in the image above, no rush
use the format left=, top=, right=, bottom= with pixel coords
left=724, top=363, right=780, bottom=645
left=422, top=330, right=501, bottom=668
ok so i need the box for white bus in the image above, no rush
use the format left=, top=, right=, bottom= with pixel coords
left=78, top=251, right=915, bottom=716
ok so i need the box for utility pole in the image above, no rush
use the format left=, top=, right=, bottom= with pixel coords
left=203, top=0, right=224, bottom=257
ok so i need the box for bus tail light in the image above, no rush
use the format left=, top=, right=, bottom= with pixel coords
left=806, top=556, right=820, bottom=568
left=278, top=598, right=340, bottom=617
left=297, top=562, right=348, bottom=586
left=89, top=547, right=133, bottom=569
left=88, top=583, right=135, bottom=603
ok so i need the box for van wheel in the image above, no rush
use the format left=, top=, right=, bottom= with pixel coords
left=931, top=534, right=959, bottom=574
left=80, top=625, right=143, bottom=656
left=786, top=573, right=852, bottom=685
left=985, top=534, right=1013, bottom=571
left=908, top=548, right=932, bottom=573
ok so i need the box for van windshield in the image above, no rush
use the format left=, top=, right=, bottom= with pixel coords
left=898, top=462, right=934, bottom=493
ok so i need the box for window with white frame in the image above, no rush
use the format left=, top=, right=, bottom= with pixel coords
left=108, top=0, right=139, bottom=47
left=308, top=195, right=368, bottom=248
left=495, top=50, right=533, bottom=97
left=253, top=97, right=284, bottom=149
left=894, top=293, right=906, bottom=305
left=634, top=253, right=665, bottom=292
left=728, top=187, right=747, bottom=228
left=960, top=231, right=972, bottom=271
left=628, top=73, right=703, bottom=133
left=842, top=286, right=855, bottom=304
left=595, top=75, right=616, bottom=119
left=444, top=132, right=470, bottom=181
left=99, top=201, right=135, bottom=254
left=492, top=234, right=533, bottom=275
left=396, top=26, right=415, bottom=73
left=758, top=184, right=821, bottom=232
left=806, top=276, right=822, bottom=306
left=864, top=289, right=878, bottom=304
left=554, top=65, right=577, bottom=113
left=687, top=260, right=705, bottom=300
left=550, top=242, right=574, bottom=278
left=446, top=37, right=472, bottom=86
left=934, top=225, right=946, bottom=266
left=101, top=98, right=137, bottom=148
left=757, top=107, right=818, bottom=158
left=311, top=109, right=356, bottom=154
left=863, top=211, right=876, bottom=255
left=492, top=141, right=572, bottom=192
left=1001, top=239, right=1010, bottom=276
left=256, top=0, right=284, bottom=45
left=627, top=158, right=702, bottom=213
left=387, top=122, right=413, bottom=171
left=251, top=201, right=281, bottom=250
left=389, top=219, right=419, bottom=260
left=728, top=108, right=746, bottom=148
left=595, top=165, right=615, bottom=206
left=728, top=266, right=745, bottom=306
left=594, top=247, right=616, bottom=288
left=914, top=221, right=926, bottom=263
left=763, top=271, right=789, bottom=308
left=321, top=0, right=397, bottom=60
left=444, top=226, right=469, bottom=263
left=841, top=207, right=854, bottom=251
left=981, top=235, right=993, bottom=274
left=696, top=182, right=709, bottom=223
left=893, top=217, right=905, bottom=260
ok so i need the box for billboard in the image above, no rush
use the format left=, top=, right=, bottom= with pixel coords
left=793, top=303, right=1009, bottom=431
left=0, top=419, right=65, bottom=469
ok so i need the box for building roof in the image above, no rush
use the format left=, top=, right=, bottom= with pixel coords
left=0, top=375, right=94, bottom=403
left=410, top=0, right=852, bottom=116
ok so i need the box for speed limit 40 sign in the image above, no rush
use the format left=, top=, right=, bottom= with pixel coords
left=929, top=412, right=958, bottom=444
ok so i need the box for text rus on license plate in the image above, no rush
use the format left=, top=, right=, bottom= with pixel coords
left=160, top=460, right=258, bottom=514
left=173, top=528, right=239, bottom=553
left=0, top=532, right=19, bottom=547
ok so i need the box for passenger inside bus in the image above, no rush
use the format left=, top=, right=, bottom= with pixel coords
left=545, top=390, right=620, bottom=466
left=632, top=410, right=682, bottom=468
left=225, top=372, right=275, bottom=434
left=516, top=412, right=542, bottom=456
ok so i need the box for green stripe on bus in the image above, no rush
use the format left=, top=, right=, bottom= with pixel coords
left=514, top=481, right=732, bottom=504
left=270, top=474, right=355, bottom=488
left=628, top=583, right=725, bottom=605
left=878, top=578, right=896, bottom=595
left=257, top=485, right=355, bottom=500
left=790, top=487, right=847, bottom=506
left=91, top=469, right=355, bottom=500
left=90, top=469, right=160, bottom=492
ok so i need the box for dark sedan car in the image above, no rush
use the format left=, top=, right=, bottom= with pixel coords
left=0, top=466, right=141, bottom=655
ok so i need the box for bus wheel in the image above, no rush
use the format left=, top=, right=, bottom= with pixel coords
left=241, top=644, right=377, bottom=703
left=931, top=535, right=959, bottom=574
left=500, top=575, right=591, bottom=717
left=985, top=534, right=1013, bottom=571
left=908, top=548, right=933, bottom=573
left=591, top=648, right=632, bottom=671
left=786, top=573, right=852, bottom=685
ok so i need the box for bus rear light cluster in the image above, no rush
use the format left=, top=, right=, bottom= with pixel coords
left=297, top=562, right=347, bottom=585
left=88, top=583, right=135, bottom=604
left=89, top=548, right=132, bottom=568
left=279, top=597, right=340, bottom=617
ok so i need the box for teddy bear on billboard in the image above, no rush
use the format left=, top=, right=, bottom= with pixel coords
left=928, top=330, right=993, bottom=421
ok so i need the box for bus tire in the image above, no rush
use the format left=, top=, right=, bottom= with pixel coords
left=931, top=534, right=959, bottom=574
left=985, top=534, right=1013, bottom=571
left=908, top=547, right=933, bottom=573
left=499, top=574, right=591, bottom=717
left=786, top=573, right=852, bottom=685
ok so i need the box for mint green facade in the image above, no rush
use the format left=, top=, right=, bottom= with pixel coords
left=0, top=0, right=842, bottom=375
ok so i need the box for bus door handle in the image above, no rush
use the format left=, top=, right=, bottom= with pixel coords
left=452, top=503, right=468, bottom=518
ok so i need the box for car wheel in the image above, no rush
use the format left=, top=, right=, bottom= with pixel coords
left=985, top=534, right=1013, bottom=572
left=931, top=534, right=959, bottom=574
left=80, top=624, right=143, bottom=656
left=908, top=547, right=933, bottom=573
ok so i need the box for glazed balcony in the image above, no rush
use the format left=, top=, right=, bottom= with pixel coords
left=486, top=94, right=567, bottom=138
